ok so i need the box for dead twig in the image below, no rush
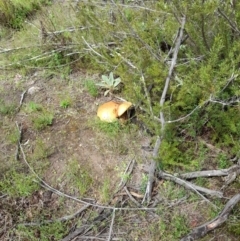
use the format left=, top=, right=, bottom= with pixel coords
left=15, top=90, right=27, bottom=113
left=143, top=15, right=186, bottom=204
left=82, top=36, right=105, bottom=58
left=124, top=187, right=141, bottom=207
left=107, top=209, right=116, bottom=241
left=0, top=194, right=7, bottom=199
left=15, top=122, right=23, bottom=161
left=161, top=172, right=221, bottom=207
left=179, top=165, right=240, bottom=179
left=181, top=193, right=240, bottom=241
left=217, top=8, right=240, bottom=34
left=116, top=158, right=135, bottom=192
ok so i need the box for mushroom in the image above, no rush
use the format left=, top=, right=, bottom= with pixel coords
left=97, top=101, right=132, bottom=122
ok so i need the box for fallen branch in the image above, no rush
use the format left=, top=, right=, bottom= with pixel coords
left=124, top=187, right=141, bottom=207
left=161, top=172, right=222, bottom=204
left=15, top=122, right=23, bottom=161
left=181, top=193, right=240, bottom=241
left=107, top=209, right=116, bottom=241
left=116, top=158, right=135, bottom=192
left=179, top=165, right=240, bottom=179
left=15, top=90, right=27, bottom=113
left=143, top=15, right=186, bottom=203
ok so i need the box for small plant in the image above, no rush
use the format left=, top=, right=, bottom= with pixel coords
left=140, top=173, right=148, bottom=194
left=0, top=100, right=16, bottom=115
left=7, top=125, right=20, bottom=144
left=84, top=79, right=99, bottom=97
left=60, top=99, right=71, bottom=108
left=25, top=101, right=42, bottom=112
left=32, top=112, right=54, bottom=130
left=96, top=72, right=121, bottom=96
left=100, top=178, right=111, bottom=203
left=217, top=153, right=230, bottom=169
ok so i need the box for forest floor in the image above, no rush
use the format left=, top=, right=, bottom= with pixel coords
left=0, top=1, right=240, bottom=240
left=0, top=69, right=239, bottom=241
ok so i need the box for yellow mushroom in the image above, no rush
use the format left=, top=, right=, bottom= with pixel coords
left=97, top=101, right=132, bottom=122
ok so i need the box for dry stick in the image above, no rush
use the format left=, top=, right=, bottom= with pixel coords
left=15, top=122, right=23, bottom=161
left=107, top=209, right=116, bottom=241
left=143, top=15, right=186, bottom=204
left=179, top=165, right=240, bottom=179
left=181, top=193, right=240, bottom=241
left=61, top=226, right=89, bottom=241
left=82, top=36, right=105, bottom=58
left=116, top=158, right=135, bottom=191
left=16, top=90, right=27, bottom=113
left=124, top=187, right=141, bottom=207
left=161, top=172, right=222, bottom=204
left=217, top=8, right=240, bottom=34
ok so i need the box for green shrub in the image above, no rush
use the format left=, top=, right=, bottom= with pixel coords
left=0, top=0, right=52, bottom=29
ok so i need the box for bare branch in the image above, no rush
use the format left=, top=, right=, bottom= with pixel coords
left=179, top=165, right=240, bottom=179
left=144, top=15, right=186, bottom=203
left=217, top=8, right=240, bottom=34
left=124, top=187, right=141, bottom=207
left=181, top=193, right=240, bottom=241
left=107, top=209, right=116, bottom=241
left=82, top=36, right=105, bottom=58
left=116, top=158, right=135, bottom=191
left=161, top=172, right=222, bottom=204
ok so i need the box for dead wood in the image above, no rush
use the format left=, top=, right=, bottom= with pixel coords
left=61, top=226, right=89, bottom=241
left=116, top=158, right=135, bottom=193
left=179, top=165, right=240, bottom=179
left=124, top=187, right=141, bottom=207
left=160, top=172, right=222, bottom=202
left=16, top=90, right=27, bottom=113
left=143, top=15, right=187, bottom=203
left=181, top=193, right=240, bottom=241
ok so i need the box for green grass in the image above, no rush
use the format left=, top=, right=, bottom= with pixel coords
left=0, top=169, right=39, bottom=197
left=84, top=79, right=99, bottom=97
left=17, top=221, right=67, bottom=241
left=32, top=112, right=54, bottom=130
left=25, top=101, right=43, bottom=112
left=60, top=98, right=71, bottom=108
left=99, top=178, right=111, bottom=203
left=66, top=158, right=93, bottom=196
left=90, top=118, right=122, bottom=137
left=0, top=100, right=16, bottom=115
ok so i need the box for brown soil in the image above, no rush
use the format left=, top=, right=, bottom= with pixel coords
left=0, top=70, right=239, bottom=241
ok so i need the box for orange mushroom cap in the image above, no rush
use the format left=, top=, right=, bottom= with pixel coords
left=97, top=101, right=120, bottom=122
left=117, top=101, right=132, bottom=117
